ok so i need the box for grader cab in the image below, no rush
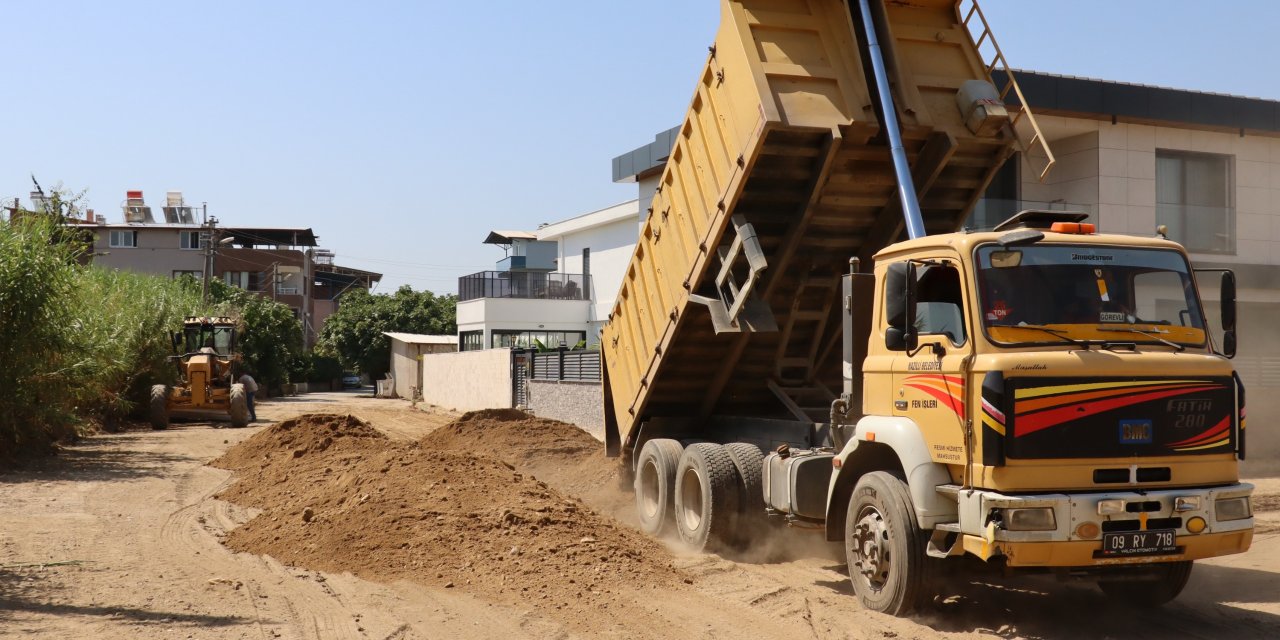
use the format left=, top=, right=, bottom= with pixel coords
left=150, top=316, right=250, bottom=429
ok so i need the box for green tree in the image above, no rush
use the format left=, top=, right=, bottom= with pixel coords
left=207, top=279, right=304, bottom=392
left=317, top=285, right=456, bottom=378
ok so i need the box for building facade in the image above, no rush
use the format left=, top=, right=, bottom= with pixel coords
left=456, top=201, right=641, bottom=350
left=68, top=190, right=380, bottom=346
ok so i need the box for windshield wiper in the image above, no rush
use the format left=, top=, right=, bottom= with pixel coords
left=1097, top=327, right=1185, bottom=352
left=994, top=324, right=1096, bottom=350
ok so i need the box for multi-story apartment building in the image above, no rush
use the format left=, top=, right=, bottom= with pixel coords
left=67, top=190, right=380, bottom=346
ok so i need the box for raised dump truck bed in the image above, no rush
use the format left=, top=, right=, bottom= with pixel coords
left=602, top=0, right=1051, bottom=454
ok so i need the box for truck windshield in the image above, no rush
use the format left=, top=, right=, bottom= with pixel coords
left=974, top=244, right=1206, bottom=347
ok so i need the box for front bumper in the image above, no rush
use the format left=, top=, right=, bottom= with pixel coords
left=954, top=483, right=1254, bottom=567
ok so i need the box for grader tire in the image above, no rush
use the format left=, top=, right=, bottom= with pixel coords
left=229, top=384, right=250, bottom=428
left=149, top=385, right=170, bottom=430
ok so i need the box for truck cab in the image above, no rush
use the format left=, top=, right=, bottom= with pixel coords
left=825, top=212, right=1252, bottom=612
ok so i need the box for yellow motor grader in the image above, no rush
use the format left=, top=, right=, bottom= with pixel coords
left=150, top=316, right=250, bottom=429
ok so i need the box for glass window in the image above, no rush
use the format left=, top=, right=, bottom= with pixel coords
left=914, top=264, right=966, bottom=345
left=1156, top=150, right=1234, bottom=254
left=179, top=230, right=202, bottom=250
left=490, top=330, right=586, bottom=350
left=109, top=230, right=137, bottom=248
left=975, top=244, right=1206, bottom=347
left=459, top=331, right=483, bottom=352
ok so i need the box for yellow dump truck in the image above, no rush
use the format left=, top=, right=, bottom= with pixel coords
left=601, top=0, right=1252, bottom=615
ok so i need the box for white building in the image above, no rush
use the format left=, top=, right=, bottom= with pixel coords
left=455, top=200, right=641, bottom=350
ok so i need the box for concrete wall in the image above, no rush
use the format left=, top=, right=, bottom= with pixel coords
left=526, top=379, right=604, bottom=441
left=1029, top=115, right=1280, bottom=265
left=420, top=348, right=512, bottom=412
left=389, top=340, right=420, bottom=400
left=554, top=212, right=641, bottom=343
left=91, top=226, right=205, bottom=275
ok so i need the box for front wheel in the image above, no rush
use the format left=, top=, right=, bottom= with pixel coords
left=1098, top=561, right=1193, bottom=607
left=149, top=385, right=170, bottom=430
left=229, top=384, right=249, bottom=428
left=844, top=471, right=933, bottom=615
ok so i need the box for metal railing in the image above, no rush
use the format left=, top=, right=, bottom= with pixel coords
left=529, top=349, right=601, bottom=383
left=458, top=271, right=591, bottom=302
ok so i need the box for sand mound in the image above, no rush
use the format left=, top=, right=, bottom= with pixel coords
left=213, top=413, right=679, bottom=616
left=212, top=413, right=385, bottom=471
left=421, top=409, right=631, bottom=518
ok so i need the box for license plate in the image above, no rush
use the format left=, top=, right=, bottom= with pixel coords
left=1101, top=529, right=1178, bottom=556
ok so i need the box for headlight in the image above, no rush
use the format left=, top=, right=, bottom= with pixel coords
left=1174, top=496, right=1201, bottom=512
left=1097, top=499, right=1126, bottom=515
left=1216, top=496, right=1251, bottom=521
left=1003, top=507, right=1057, bottom=531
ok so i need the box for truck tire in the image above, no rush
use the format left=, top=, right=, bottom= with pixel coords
left=229, top=384, right=250, bottom=428
left=674, top=443, right=741, bottom=552
left=1098, top=561, right=1193, bottom=607
left=845, top=470, right=933, bottom=615
left=724, top=442, right=766, bottom=546
left=149, top=384, right=170, bottom=430
left=634, top=438, right=684, bottom=535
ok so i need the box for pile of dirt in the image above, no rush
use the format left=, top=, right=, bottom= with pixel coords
left=212, top=412, right=681, bottom=617
left=212, top=413, right=385, bottom=471
left=420, top=409, right=632, bottom=517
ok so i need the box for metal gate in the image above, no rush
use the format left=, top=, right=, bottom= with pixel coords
left=511, top=350, right=531, bottom=408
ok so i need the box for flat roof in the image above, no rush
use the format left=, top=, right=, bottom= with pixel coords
left=1000, top=69, right=1280, bottom=134
left=383, top=332, right=457, bottom=345
left=536, top=200, right=639, bottom=240
left=483, top=230, right=538, bottom=244
left=223, top=226, right=318, bottom=247
left=613, top=72, right=1280, bottom=182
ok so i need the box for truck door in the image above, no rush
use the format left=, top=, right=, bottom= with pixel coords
left=891, top=258, right=972, bottom=465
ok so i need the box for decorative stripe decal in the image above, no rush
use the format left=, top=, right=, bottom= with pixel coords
left=981, top=397, right=1005, bottom=424
left=1014, top=383, right=1207, bottom=415
left=1013, top=385, right=1220, bottom=437
left=981, top=411, right=1006, bottom=436
left=1167, top=417, right=1231, bottom=448
left=1014, top=379, right=1207, bottom=401
left=903, top=374, right=965, bottom=419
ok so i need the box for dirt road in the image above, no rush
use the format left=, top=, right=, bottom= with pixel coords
left=3, top=390, right=1279, bottom=639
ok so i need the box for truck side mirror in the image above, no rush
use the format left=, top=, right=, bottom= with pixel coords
left=884, top=262, right=918, bottom=352
left=1221, top=270, right=1237, bottom=359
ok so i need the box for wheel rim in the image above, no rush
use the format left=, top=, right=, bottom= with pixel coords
left=851, top=505, right=891, bottom=590
left=637, top=458, right=661, bottom=520
left=679, top=467, right=704, bottom=533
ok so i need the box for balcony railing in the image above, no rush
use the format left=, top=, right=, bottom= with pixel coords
left=459, top=271, right=590, bottom=302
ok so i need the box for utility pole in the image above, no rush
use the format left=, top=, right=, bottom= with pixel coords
left=202, top=216, right=218, bottom=304
left=303, top=248, right=314, bottom=349
left=201, top=215, right=234, bottom=304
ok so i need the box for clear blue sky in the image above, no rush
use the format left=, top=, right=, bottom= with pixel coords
left=4, top=1, right=1277, bottom=294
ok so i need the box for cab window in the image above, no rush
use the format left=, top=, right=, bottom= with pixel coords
left=915, top=263, right=966, bottom=345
